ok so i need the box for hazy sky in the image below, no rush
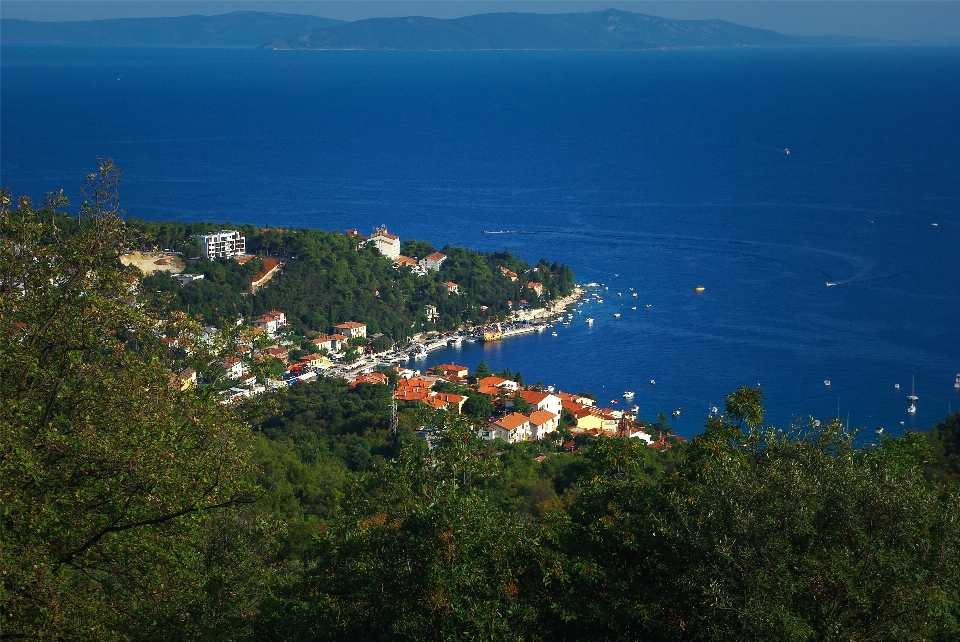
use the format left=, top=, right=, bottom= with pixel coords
left=2, top=1, right=959, bottom=41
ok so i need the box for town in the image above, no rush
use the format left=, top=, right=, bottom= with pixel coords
left=158, top=225, right=677, bottom=451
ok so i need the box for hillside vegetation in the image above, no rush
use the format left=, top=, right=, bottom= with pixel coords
left=4, top=167, right=960, bottom=640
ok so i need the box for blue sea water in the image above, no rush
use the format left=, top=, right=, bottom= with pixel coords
left=2, top=45, right=959, bottom=438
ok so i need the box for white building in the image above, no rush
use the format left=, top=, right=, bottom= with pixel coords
left=334, top=321, right=367, bottom=339
left=419, top=252, right=446, bottom=272
left=369, top=226, right=400, bottom=260
left=519, top=391, right=562, bottom=417
left=196, top=230, right=246, bottom=259
left=528, top=410, right=559, bottom=440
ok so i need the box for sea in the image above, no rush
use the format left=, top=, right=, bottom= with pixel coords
left=2, top=44, right=959, bottom=438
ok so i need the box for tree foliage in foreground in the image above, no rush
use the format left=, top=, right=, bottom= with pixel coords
left=260, top=389, right=960, bottom=641
left=0, top=166, right=272, bottom=640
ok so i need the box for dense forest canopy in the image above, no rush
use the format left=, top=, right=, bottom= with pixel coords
left=4, top=167, right=960, bottom=640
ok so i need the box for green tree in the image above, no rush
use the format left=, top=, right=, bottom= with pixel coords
left=0, top=166, right=267, bottom=639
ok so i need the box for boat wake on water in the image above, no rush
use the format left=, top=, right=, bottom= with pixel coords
left=822, top=271, right=906, bottom=287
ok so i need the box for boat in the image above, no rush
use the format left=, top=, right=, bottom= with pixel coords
left=631, top=306, right=637, bottom=310
left=955, top=374, right=960, bottom=390
left=694, top=286, right=705, bottom=292
left=876, top=427, right=884, bottom=435
left=824, top=380, right=830, bottom=386
left=632, top=292, right=638, bottom=297
left=645, top=304, right=652, bottom=308
left=650, top=379, right=656, bottom=386
left=586, top=317, right=594, bottom=325
left=551, top=332, right=558, bottom=336
left=447, top=336, right=463, bottom=347
left=483, top=331, right=503, bottom=342
left=611, top=399, right=618, bottom=404
left=482, top=230, right=505, bottom=234
left=631, top=405, right=640, bottom=412
left=623, top=391, right=635, bottom=399
left=907, top=376, right=918, bottom=413
left=617, top=292, right=622, bottom=297
left=894, top=383, right=900, bottom=390
left=784, top=148, right=791, bottom=155
left=825, top=282, right=837, bottom=287
left=711, top=406, right=718, bottom=414
left=614, top=313, right=621, bottom=318
left=673, top=408, right=682, bottom=418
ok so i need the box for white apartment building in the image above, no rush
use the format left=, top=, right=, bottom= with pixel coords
left=370, top=226, right=400, bottom=260
left=196, top=230, right=246, bottom=259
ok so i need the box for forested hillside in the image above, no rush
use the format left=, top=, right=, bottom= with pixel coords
left=4, top=168, right=960, bottom=640
left=132, top=220, right=575, bottom=335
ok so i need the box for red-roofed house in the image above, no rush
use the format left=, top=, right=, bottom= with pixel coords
left=527, top=410, right=559, bottom=439
left=351, top=372, right=390, bottom=387
left=252, top=313, right=281, bottom=334
left=519, top=390, right=562, bottom=417
left=524, top=281, right=544, bottom=296
left=394, top=255, right=418, bottom=268
left=437, top=363, right=469, bottom=377
left=433, top=392, right=467, bottom=414
left=251, top=258, right=280, bottom=290
left=477, top=376, right=518, bottom=392
left=419, top=252, right=446, bottom=272
left=334, top=321, right=367, bottom=339
left=444, top=281, right=459, bottom=294
left=499, top=266, right=518, bottom=281
left=490, top=413, right=531, bottom=443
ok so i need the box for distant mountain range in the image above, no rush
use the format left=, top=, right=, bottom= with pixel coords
left=1, top=9, right=875, bottom=50
left=0, top=12, right=342, bottom=47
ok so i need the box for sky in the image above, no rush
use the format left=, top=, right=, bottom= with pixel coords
left=1, top=1, right=959, bottom=41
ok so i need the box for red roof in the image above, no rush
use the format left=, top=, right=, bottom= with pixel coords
left=528, top=410, right=557, bottom=426
left=334, top=321, right=366, bottom=329
left=494, top=413, right=530, bottom=430
left=520, top=390, right=551, bottom=405
left=425, top=252, right=446, bottom=261
left=251, top=258, right=279, bottom=283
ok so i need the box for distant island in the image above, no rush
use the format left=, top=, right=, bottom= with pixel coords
left=1, top=8, right=874, bottom=50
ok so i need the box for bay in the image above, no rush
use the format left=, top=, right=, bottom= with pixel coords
left=2, top=44, right=958, bottom=437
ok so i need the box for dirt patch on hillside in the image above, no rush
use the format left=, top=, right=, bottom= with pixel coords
left=120, top=251, right=185, bottom=275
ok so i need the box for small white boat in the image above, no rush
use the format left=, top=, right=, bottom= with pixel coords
left=586, top=317, right=594, bottom=325
left=710, top=406, right=718, bottom=414
left=784, top=148, right=791, bottom=155
left=645, top=304, right=652, bottom=308
left=631, top=404, right=639, bottom=412
left=876, top=427, right=884, bottom=435
left=673, top=408, right=682, bottom=418
left=894, top=383, right=900, bottom=390
left=907, top=376, right=918, bottom=413
left=618, top=292, right=622, bottom=297
left=650, top=379, right=656, bottom=386
left=908, top=403, right=916, bottom=414
left=632, top=292, right=638, bottom=297
left=955, top=374, right=960, bottom=390
left=623, top=391, right=635, bottom=399
left=824, top=380, right=831, bottom=386
left=551, top=332, right=558, bottom=336
left=614, top=313, right=621, bottom=318
left=631, top=306, right=637, bottom=310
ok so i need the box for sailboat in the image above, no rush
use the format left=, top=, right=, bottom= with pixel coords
left=907, top=376, right=918, bottom=414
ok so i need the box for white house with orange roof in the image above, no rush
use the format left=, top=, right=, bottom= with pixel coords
left=252, top=313, right=282, bottom=335
left=420, top=252, right=446, bottom=272
left=444, top=281, right=459, bottom=294
left=527, top=410, right=559, bottom=439
left=489, top=413, right=531, bottom=443
left=333, top=321, right=367, bottom=339
left=368, top=226, right=400, bottom=259
left=477, top=376, right=519, bottom=392
left=519, top=390, right=562, bottom=417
